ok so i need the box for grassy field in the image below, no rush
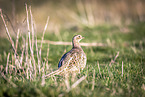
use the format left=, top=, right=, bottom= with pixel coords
left=0, top=21, right=145, bottom=97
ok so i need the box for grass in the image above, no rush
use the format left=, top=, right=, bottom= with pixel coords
left=0, top=7, right=145, bottom=97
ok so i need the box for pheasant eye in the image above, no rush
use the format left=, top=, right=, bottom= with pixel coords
left=78, top=36, right=81, bottom=38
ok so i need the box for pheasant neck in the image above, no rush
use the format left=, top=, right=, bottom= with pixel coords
left=73, top=40, right=82, bottom=49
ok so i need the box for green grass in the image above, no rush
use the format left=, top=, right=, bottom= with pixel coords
left=0, top=22, right=145, bottom=97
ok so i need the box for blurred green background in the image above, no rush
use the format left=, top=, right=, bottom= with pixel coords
left=0, top=0, right=145, bottom=37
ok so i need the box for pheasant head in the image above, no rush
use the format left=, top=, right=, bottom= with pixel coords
left=72, top=35, right=84, bottom=48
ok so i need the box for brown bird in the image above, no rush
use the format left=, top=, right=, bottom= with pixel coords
left=45, top=35, right=87, bottom=77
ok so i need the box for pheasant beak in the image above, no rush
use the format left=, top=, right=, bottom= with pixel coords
left=82, top=37, right=85, bottom=39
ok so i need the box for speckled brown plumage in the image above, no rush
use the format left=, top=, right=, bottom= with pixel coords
left=45, top=35, right=87, bottom=77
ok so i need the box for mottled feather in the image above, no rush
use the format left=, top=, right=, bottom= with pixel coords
left=45, top=35, right=87, bottom=77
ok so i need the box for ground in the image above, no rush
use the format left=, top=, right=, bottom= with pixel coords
left=0, top=22, right=145, bottom=97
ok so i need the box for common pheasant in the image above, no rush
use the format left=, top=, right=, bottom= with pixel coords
left=45, top=35, right=87, bottom=77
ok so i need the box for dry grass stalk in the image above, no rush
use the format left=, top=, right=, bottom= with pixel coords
left=26, top=66, right=29, bottom=79
left=97, top=61, right=102, bottom=77
left=66, top=75, right=87, bottom=92
left=0, top=9, right=17, bottom=56
left=1, top=4, right=52, bottom=85
left=91, top=69, right=95, bottom=91
left=0, top=71, right=17, bottom=87
left=109, top=51, right=119, bottom=66
left=26, top=4, right=37, bottom=77
left=25, top=4, right=29, bottom=76
left=41, top=62, right=46, bottom=86
left=15, top=29, right=20, bottom=54
left=0, top=65, right=3, bottom=72
left=26, top=4, right=37, bottom=78
left=122, top=61, right=123, bottom=77
left=64, top=74, right=70, bottom=91
left=36, top=16, right=49, bottom=76
left=25, top=4, right=30, bottom=32
left=20, top=38, right=25, bottom=66
left=29, top=6, right=35, bottom=50
left=37, top=40, right=107, bottom=47
left=28, top=32, right=36, bottom=77
left=8, top=65, right=14, bottom=74
left=53, top=75, right=58, bottom=86
left=6, top=53, right=10, bottom=74
left=34, top=87, right=47, bottom=97
left=35, top=37, right=41, bottom=74
left=39, top=16, right=50, bottom=58
left=46, top=44, right=50, bottom=70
